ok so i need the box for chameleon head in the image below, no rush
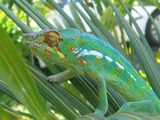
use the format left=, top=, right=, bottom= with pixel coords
left=23, top=28, right=82, bottom=65
left=23, top=29, right=65, bottom=63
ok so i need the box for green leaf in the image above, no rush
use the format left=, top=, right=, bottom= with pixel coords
left=20, top=0, right=56, bottom=29
left=46, top=0, right=83, bottom=31
left=13, top=0, right=47, bottom=29
left=68, top=1, right=86, bottom=31
left=0, top=80, right=18, bottom=102
left=0, top=3, right=31, bottom=33
left=0, top=105, right=12, bottom=120
left=0, top=26, right=56, bottom=120
left=0, top=103, right=24, bottom=120
left=27, top=65, right=80, bottom=119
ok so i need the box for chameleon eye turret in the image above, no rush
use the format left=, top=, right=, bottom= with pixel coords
left=42, top=31, right=63, bottom=47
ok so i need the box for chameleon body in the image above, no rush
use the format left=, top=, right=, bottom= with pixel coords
left=23, top=28, right=160, bottom=116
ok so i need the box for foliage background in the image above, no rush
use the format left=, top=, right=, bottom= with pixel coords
left=0, top=0, right=160, bottom=120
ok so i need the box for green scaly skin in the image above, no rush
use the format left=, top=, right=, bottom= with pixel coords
left=23, top=28, right=160, bottom=117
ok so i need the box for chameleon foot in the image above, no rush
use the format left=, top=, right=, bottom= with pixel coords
left=47, top=70, right=78, bottom=82
left=47, top=75, right=58, bottom=82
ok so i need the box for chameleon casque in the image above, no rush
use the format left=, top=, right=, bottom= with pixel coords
left=23, top=28, right=160, bottom=117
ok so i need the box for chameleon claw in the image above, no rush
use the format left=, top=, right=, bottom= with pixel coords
left=46, top=70, right=77, bottom=83
left=47, top=76, right=58, bottom=83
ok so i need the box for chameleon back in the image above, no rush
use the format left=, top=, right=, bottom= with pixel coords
left=73, top=33, right=159, bottom=101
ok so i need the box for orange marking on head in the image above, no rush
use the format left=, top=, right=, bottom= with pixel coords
left=43, top=31, right=63, bottom=48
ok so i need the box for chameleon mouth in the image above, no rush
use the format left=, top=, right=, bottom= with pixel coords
left=25, top=39, right=65, bottom=60
left=23, top=29, right=54, bottom=47
left=24, top=40, right=43, bottom=47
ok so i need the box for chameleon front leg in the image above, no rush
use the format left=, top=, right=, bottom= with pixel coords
left=47, top=70, right=78, bottom=82
left=94, top=76, right=108, bottom=116
left=48, top=70, right=108, bottom=116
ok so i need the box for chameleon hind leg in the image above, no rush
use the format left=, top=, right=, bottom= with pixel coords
left=47, top=70, right=78, bottom=82
left=117, top=99, right=160, bottom=116
left=94, top=76, right=108, bottom=116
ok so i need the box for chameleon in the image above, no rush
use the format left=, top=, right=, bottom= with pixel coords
left=23, top=28, right=160, bottom=117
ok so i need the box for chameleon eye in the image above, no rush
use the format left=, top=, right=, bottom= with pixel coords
left=43, top=31, right=63, bottom=47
